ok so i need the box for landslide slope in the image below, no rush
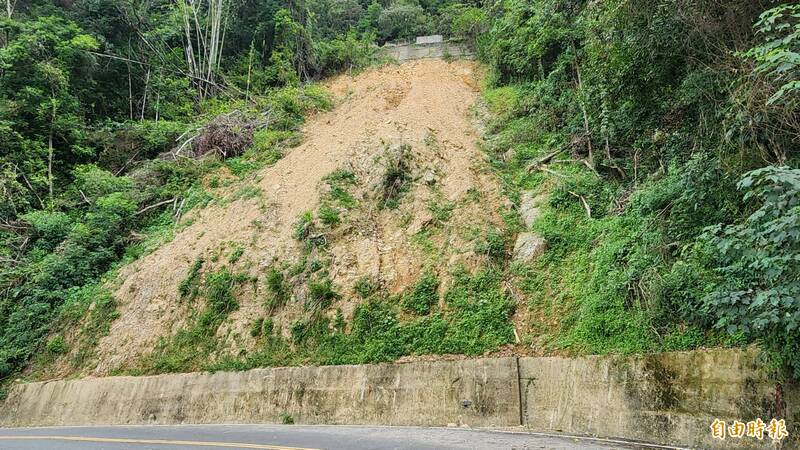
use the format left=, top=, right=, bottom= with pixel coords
left=79, top=59, right=510, bottom=375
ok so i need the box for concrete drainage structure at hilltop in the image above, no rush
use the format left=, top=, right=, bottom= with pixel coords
left=380, top=35, right=473, bottom=62
left=2, top=349, right=797, bottom=450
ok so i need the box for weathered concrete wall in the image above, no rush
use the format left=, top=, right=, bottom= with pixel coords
left=0, top=357, right=519, bottom=428
left=520, top=349, right=799, bottom=450
left=380, top=41, right=473, bottom=62
left=2, top=350, right=797, bottom=449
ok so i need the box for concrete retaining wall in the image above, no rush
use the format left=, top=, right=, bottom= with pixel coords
left=380, top=41, right=473, bottom=62
left=0, top=357, right=519, bottom=428
left=2, top=349, right=797, bottom=449
left=520, top=350, right=798, bottom=449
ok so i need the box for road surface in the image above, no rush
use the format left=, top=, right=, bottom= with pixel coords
left=0, top=425, right=677, bottom=449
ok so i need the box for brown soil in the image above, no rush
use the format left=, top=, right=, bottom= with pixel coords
left=84, top=59, right=508, bottom=375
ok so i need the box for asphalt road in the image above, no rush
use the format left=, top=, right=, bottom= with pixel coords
left=0, top=425, right=678, bottom=450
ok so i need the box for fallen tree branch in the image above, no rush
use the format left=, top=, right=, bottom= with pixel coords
left=79, top=189, right=92, bottom=205
left=525, top=149, right=562, bottom=173
left=135, top=198, right=176, bottom=216
left=580, top=159, right=601, bottom=178
left=604, top=136, right=626, bottom=178
left=0, top=219, right=29, bottom=232
left=568, top=191, right=592, bottom=218
left=539, top=167, right=566, bottom=179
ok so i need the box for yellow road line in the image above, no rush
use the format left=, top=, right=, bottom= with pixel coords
left=0, top=436, right=318, bottom=450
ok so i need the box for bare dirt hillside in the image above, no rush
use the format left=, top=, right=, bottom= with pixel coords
left=87, top=59, right=507, bottom=375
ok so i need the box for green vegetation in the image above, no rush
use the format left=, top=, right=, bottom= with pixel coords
left=228, top=246, right=245, bottom=264
left=195, top=268, right=513, bottom=371
left=250, top=318, right=265, bottom=338
left=353, top=277, right=379, bottom=299
left=1, top=0, right=797, bottom=385
left=323, top=169, right=358, bottom=209
left=379, top=145, right=412, bottom=209
left=402, top=271, right=439, bottom=315
left=307, top=276, right=339, bottom=311
left=45, top=336, right=68, bottom=356
left=147, top=267, right=246, bottom=373
left=473, top=228, right=507, bottom=264
left=478, top=0, right=800, bottom=377
left=265, top=268, right=289, bottom=311
left=427, top=200, right=454, bottom=225
left=179, top=258, right=204, bottom=300
left=318, top=204, right=341, bottom=227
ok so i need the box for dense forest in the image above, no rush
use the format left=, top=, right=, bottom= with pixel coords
left=0, top=0, right=798, bottom=389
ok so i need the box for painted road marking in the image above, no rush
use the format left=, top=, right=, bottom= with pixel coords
left=0, top=436, right=318, bottom=449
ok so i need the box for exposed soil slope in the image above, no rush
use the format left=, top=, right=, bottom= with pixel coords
left=88, top=59, right=506, bottom=375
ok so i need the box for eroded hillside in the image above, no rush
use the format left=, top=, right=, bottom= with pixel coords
left=43, top=59, right=513, bottom=376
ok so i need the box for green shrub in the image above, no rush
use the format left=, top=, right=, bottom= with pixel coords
left=265, top=268, right=289, bottom=310
left=315, top=31, right=377, bottom=77
left=46, top=336, right=68, bottom=355
left=428, top=201, right=454, bottom=224
left=380, top=145, right=411, bottom=210
left=353, top=276, right=378, bottom=299
left=376, top=3, right=432, bottom=41
left=250, top=318, right=265, bottom=337
left=197, top=268, right=240, bottom=332
left=318, top=204, right=341, bottom=226
left=280, top=412, right=294, bottom=424
left=293, top=211, right=325, bottom=249
left=701, top=167, right=800, bottom=377
left=324, top=169, right=358, bottom=208
left=402, top=272, right=439, bottom=315
left=178, top=258, right=204, bottom=299
left=262, top=318, right=274, bottom=337
left=228, top=246, right=245, bottom=263
left=474, top=228, right=507, bottom=263
left=307, top=277, right=339, bottom=310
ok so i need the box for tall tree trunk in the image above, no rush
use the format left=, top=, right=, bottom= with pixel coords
left=48, top=97, right=57, bottom=206
left=575, top=63, right=593, bottom=167
left=181, top=0, right=226, bottom=100
left=246, top=41, right=254, bottom=103
left=47, top=132, right=54, bottom=205
left=6, top=0, right=15, bottom=18
left=141, top=67, right=151, bottom=120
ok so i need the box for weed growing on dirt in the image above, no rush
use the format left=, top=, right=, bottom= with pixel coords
left=402, top=271, right=440, bottom=315
left=250, top=318, right=265, bottom=337
left=227, top=245, right=245, bottom=264
left=194, top=269, right=514, bottom=372
left=307, top=276, right=339, bottom=311
left=427, top=200, right=455, bottom=225
left=474, top=228, right=507, bottom=264
left=380, top=145, right=412, bottom=209
left=323, top=169, right=358, bottom=209
left=293, top=211, right=326, bottom=251
left=178, top=258, right=204, bottom=300
left=265, top=268, right=289, bottom=311
left=45, top=336, right=68, bottom=355
left=353, top=276, right=378, bottom=299
left=145, top=267, right=247, bottom=373
left=318, top=204, right=341, bottom=227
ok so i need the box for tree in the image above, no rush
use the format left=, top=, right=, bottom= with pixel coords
left=0, top=16, right=98, bottom=208
left=745, top=3, right=800, bottom=104
left=702, top=167, right=800, bottom=378
left=178, top=0, right=229, bottom=99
